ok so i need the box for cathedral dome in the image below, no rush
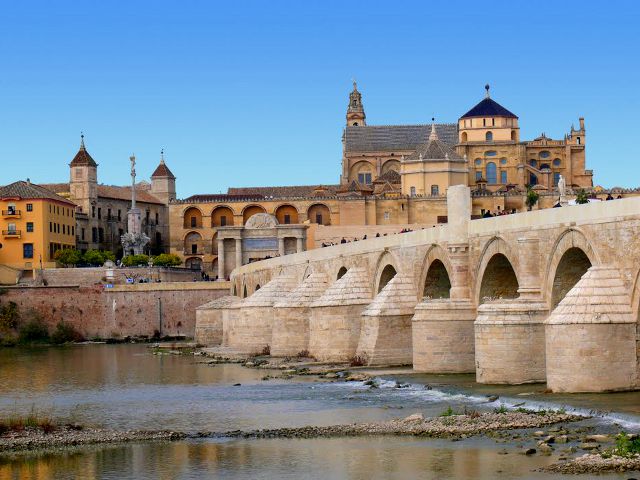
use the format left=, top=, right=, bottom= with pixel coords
left=461, top=97, right=517, bottom=119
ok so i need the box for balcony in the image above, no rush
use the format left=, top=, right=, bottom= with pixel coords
left=2, top=210, right=21, bottom=218
left=2, top=230, right=21, bottom=238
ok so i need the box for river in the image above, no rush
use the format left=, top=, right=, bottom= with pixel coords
left=0, top=344, right=638, bottom=479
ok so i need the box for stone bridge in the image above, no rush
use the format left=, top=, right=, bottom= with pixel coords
left=197, top=186, right=640, bottom=393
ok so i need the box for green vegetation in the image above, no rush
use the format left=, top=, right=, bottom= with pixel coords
left=83, top=249, right=116, bottom=266
left=602, top=432, right=640, bottom=458
left=50, top=321, right=85, bottom=344
left=575, top=189, right=590, bottom=204
left=0, top=408, right=56, bottom=435
left=151, top=253, right=182, bottom=267
left=439, top=406, right=460, bottom=417
left=493, top=404, right=508, bottom=414
left=121, top=254, right=150, bottom=267
left=0, top=301, right=19, bottom=331
left=54, top=248, right=83, bottom=266
left=525, top=188, right=539, bottom=211
left=17, top=312, right=50, bottom=343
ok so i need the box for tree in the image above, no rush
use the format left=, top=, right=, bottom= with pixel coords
left=152, top=253, right=182, bottom=267
left=54, top=248, right=82, bottom=267
left=121, top=254, right=150, bottom=267
left=83, top=249, right=106, bottom=266
left=575, top=189, right=589, bottom=204
left=525, top=188, right=539, bottom=211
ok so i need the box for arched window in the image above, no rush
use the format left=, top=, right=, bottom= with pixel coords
left=485, top=131, right=493, bottom=142
left=352, top=122, right=358, bottom=126
left=553, top=158, right=561, bottom=167
left=511, top=130, right=517, bottom=141
left=486, top=162, right=497, bottom=184
left=461, top=132, right=468, bottom=142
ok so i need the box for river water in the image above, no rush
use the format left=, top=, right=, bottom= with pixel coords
left=0, top=345, right=639, bottom=479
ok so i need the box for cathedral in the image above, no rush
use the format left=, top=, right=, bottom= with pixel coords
left=169, top=83, right=594, bottom=277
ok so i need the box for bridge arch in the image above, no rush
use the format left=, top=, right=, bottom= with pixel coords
left=476, top=236, right=520, bottom=304
left=373, top=250, right=400, bottom=293
left=418, top=244, right=454, bottom=301
left=243, top=283, right=248, bottom=298
left=544, top=228, right=599, bottom=309
left=336, top=266, right=348, bottom=280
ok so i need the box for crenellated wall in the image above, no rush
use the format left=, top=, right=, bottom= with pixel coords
left=199, top=191, right=640, bottom=392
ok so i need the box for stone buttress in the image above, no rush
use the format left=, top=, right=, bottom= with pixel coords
left=308, top=267, right=373, bottom=362
left=227, top=275, right=297, bottom=355
left=545, top=266, right=637, bottom=392
left=356, top=273, right=416, bottom=366
left=194, top=295, right=242, bottom=346
left=271, top=273, right=329, bottom=357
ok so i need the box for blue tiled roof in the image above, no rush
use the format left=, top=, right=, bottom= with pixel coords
left=461, top=98, right=517, bottom=119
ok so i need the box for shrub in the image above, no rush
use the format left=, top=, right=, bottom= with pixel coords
left=83, top=249, right=113, bottom=266
left=50, top=321, right=85, bottom=344
left=605, top=432, right=640, bottom=458
left=439, top=406, right=459, bottom=417
left=121, top=254, right=150, bottom=267
left=296, top=350, right=310, bottom=358
left=575, top=189, right=590, bottom=204
left=493, top=404, right=508, bottom=414
left=349, top=354, right=367, bottom=367
left=525, top=188, right=539, bottom=211
left=54, top=248, right=82, bottom=267
left=261, top=344, right=271, bottom=356
left=0, top=301, right=19, bottom=331
left=18, top=312, right=50, bottom=343
left=152, top=253, right=182, bottom=267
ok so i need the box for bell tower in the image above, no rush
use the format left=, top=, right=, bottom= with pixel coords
left=346, top=80, right=366, bottom=126
left=69, top=133, right=98, bottom=214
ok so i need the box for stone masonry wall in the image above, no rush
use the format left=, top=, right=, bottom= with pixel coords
left=2, top=282, right=229, bottom=339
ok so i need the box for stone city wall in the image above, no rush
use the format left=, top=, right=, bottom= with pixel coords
left=3, top=282, right=230, bottom=339
left=36, top=266, right=197, bottom=287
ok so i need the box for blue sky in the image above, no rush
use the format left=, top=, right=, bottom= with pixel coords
left=1, top=1, right=639, bottom=197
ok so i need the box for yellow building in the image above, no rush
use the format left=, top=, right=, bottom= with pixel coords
left=0, top=180, right=77, bottom=276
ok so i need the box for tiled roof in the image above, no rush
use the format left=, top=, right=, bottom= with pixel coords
left=375, top=169, right=401, bottom=184
left=151, top=160, right=175, bottom=179
left=70, top=143, right=98, bottom=167
left=461, top=97, right=517, bottom=119
left=183, top=194, right=264, bottom=203
left=41, top=182, right=164, bottom=205
left=227, top=185, right=340, bottom=198
left=344, top=124, right=458, bottom=152
left=406, top=138, right=465, bottom=161
left=338, top=180, right=373, bottom=194
left=0, top=181, right=76, bottom=205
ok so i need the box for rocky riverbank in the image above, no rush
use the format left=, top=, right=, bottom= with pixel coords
left=203, top=410, right=584, bottom=440
left=0, top=425, right=185, bottom=453
left=544, top=453, right=640, bottom=474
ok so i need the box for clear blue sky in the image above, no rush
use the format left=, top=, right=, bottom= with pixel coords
left=1, top=1, right=639, bottom=197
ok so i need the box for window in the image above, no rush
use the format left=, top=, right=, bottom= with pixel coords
left=530, top=159, right=537, bottom=168
left=553, top=158, right=561, bottom=167
left=98, top=228, right=104, bottom=243
left=540, top=151, right=550, bottom=159
left=540, top=164, right=550, bottom=170
left=483, top=118, right=486, bottom=126
left=155, top=212, right=159, bottom=224
left=492, top=118, right=495, bottom=126
left=63, top=225, right=66, bottom=235
left=530, top=173, right=538, bottom=185
left=191, top=244, right=197, bottom=254
left=358, top=172, right=372, bottom=184
left=72, top=226, right=75, bottom=236
left=49, top=222, right=53, bottom=233
left=7, top=204, right=16, bottom=214
left=190, top=216, right=197, bottom=227
left=146, top=211, right=150, bottom=223
left=26, top=203, right=33, bottom=212
left=553, top=172, right=561, bottom=186
left=431, top=185, right=439, bottom=196
left=92, top=206, right=95, bottom=218
left=107, top=208, right=111, bottom=220
left=23, top=243, right=33, bottom=259
left=485, top=131, right=493, bottom=142
left=97, top=208, right=101, bottom=220
left=476, top=171, right=482, bottom=181
left=577, top=137, right=581, bottom=144
left=7, top=223, right=16, bottom=233
left=474, top=158, right=482, bottom=166
left=92, top=227, right=98, bottom=243
left=284, top=214, right=291, bottom=224
left=315, top=214, right=323, bottom=224
left=383, top=211, right=390, bottom=220
left=118, top=209, right=122, bottom=221
left=220, top=216, right=227, bottom=226
left=352, top=122, right=358, bottom=126
left=500, top=157, right=507, bottom=165
left=500, top=171, right=508, bottom=184
left=410, top=186, right=416, bottom=197
left=485, top=151, right=497, bottom=157
left=81, top=228, right=85, bottom=240
left=486, top=162, right=497, bottom=184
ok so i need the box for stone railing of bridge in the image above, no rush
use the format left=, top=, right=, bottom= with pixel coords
left=196, top=186, right=640, bottom=393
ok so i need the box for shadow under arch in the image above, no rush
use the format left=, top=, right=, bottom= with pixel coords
left=475, top=236, right=520, bottom=305
left=336, top=266, right=348, bottom=280
left=543, top=228, right=600, bottom=309
left=418, top=244, right=454, bottom=301
left=373, top=250, right=400, bottom=294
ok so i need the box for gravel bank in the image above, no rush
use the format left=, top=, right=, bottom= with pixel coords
left=544, top=453, right=640, bottom=474
left=207, top=411, right=584, bottom=440
left=0, top=426, right=185, bottom=453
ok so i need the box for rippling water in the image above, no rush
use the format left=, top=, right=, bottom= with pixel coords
left=0, top=345, right=638, bottom=479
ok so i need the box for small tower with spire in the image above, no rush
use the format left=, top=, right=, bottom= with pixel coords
left=346, top=80, right=366, bottom=126
left=69, top=132, right=98, bottom=214
left=151, top=149, right=176, bottom=205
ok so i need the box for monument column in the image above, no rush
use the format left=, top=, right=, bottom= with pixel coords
left=278, top=238, right=285, bottom=256
left=296, top=237, right=304, bottom=253
left=217, top=238, right=225, bottom=280
left=235, top=238, right=242, bottom=270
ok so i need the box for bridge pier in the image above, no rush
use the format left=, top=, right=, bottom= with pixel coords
left=412, top=299, right=476, bottom=373
left=356, top=273, right=416, bottom=365
left=546, top=266, right=637, bottom=392
left=309, top=267, right=372, bottom=362
left=195, top=295, right=242, bottom=346
left=227, top=275, right=297, bottom=355
left=475, top=300, right=548, bottom=384
left=271, top=273, right=329, bottom=357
